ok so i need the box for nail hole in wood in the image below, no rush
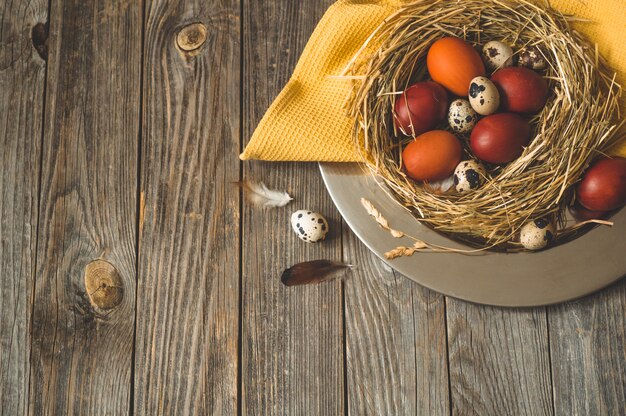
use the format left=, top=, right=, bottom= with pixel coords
left=31, top=22, right=49, bottom=60
left=84, top=259, right=123, bottom=310
left=176, top=23, right=207, bottom=53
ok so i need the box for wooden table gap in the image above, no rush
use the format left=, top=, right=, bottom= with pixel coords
left=129, top=0, right=149, bottom=414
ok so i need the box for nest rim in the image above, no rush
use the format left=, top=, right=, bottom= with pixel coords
left=349, top=0, right=623, bottom=251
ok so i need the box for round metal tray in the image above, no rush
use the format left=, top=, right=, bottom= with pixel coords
left=320, top=162, right=626, bottom=307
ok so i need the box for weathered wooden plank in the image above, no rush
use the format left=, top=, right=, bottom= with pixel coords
left=447, top=302, right=553, bottom=415
left=28, top=0, right=141, bottom=414
left=0, top=1, right=47, bottom=414
left=133, top=0, right=240, bottom=414
left=342, top=228, right=449, bottom=415
left=241, top=1, right=344, bottom=414
left=548, top=281, right=626, bottom=415
left=240, top=172, right=344, bottom=414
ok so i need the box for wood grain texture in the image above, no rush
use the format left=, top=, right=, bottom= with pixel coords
left=0, top=1, right=47, bottom=414
left=28, top=0, right=141, bottom=414
left=342, top=228, right=449, bottom=415
left=241, top=1, right=344, bottom=414
left=4, top=0, right=626, bottom=414
left=548, top=281, right=626, bottom=415
left=133, top=0, right=240, bottom=414
left=447, top=302, right=553, bottom=415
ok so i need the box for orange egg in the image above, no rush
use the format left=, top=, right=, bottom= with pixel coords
left=427, top=37, right=486, bottom=97
left=402, top=130, right=462, bottom=182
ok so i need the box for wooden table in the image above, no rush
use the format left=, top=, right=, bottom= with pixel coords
left=2, top=0, right=625, bottom=414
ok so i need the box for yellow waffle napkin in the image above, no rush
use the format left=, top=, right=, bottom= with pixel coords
left=240, top=0, right=626, bottom=162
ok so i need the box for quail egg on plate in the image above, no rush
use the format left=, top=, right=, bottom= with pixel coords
left=448, top=99, right=478, bottom=134
left=291, top=210, right=329, bottom=243
left=519, top=218, right=555, bottom=250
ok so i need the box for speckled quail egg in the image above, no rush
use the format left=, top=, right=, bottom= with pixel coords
left=291, top=210, right=329, bottom=243
left=468, top=76, right=500, bottom=115
left=519, top=218, right=555, bottom=250
left=447, top=99, right=478, bottom=134
left=482, top=40, right=515, bottom=71
left=453, top=160, right=486, bottom=193
left=518, top=45, right=547, bottom=70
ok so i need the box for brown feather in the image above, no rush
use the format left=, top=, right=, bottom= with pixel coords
left=281, top=260, right=354, bottom=287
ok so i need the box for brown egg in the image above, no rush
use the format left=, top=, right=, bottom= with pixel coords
left=402, top=130, right=462, bottom=181
left=393, top=82, right=449, bottom=136
left=569, top=203, right=608, bottom=222
left=491, top=67, right=548, bottom=113
left=577, top=158, right=626, bottom=211
left=470, top=113, right=531, bottom=164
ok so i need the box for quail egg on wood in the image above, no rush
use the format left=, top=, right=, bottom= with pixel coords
left=519, top=218, right=555, bottom=250
left=468, top=76, right=500, bottom=115
left=518, top=45, right=547, bottom=70
left=482, top=40, right=515, bottom=71
left=291, top=210, right=329, bottom=243
left=453, top=160, right=486, bottom=193
left=447, top=99, right=478, bottom=134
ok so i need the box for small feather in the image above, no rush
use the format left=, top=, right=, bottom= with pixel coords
left=427, top=175, right=455, bottom=193
left=281, top=260, right=354, bottom=287
left=235, top=180, right=292, bottom=208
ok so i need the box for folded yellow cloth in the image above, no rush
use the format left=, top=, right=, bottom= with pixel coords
left=240, top=0, right=625, bottom=162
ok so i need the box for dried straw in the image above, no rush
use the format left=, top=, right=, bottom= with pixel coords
left=348, top=0, right=623, bottom=249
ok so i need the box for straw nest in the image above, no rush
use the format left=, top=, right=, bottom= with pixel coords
left=349, top=0, right=623, bottom=250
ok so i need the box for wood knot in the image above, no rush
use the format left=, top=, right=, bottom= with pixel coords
left=176, top=23, right=207, bottom=53
left=84, top=260, right=123, bottom=310
left=31, top=22, right=49, bottom=60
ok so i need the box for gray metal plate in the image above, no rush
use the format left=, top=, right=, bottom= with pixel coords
left=320, top=162, right=626, bottom=307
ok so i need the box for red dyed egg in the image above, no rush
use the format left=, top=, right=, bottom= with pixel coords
left=569, top=203, right=608, bottom=222
left=491, top=67, right=548, bottom=113
left=402, top=130, right=462, bottom=181
left=577, top=158, right=626, bottom=211
left=470, top=113, right=531, bottom=164
left=393, top=81, right=448, bottom=136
